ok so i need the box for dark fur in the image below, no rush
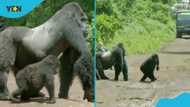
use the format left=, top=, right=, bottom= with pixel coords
left=11, top=55, right=60, bottom=103
left=58, top=48, right=94, bottom=102
left=0, top=32, right=16, bottom=100
left=73, top=52, right=94, bottom=101
left=0, top=71, right=9, bottom=100
left=140, top=54, right=159, bottom=82
left=96, top=43, right=128, bottom=81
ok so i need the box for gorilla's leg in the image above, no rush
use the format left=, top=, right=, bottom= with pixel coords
left=96, top=69, right=101, bottom=80
left=79, top=72, right=94, bottom=102
left=11, top=89, right=24, bottom=102
left=114, top=64, right=121, bottom=81
left=0, top=87, right=9, bottom=100
left=12, top=75, right=30, bottom=102
left=96, top=58, right=109, bottom=79
left=140, top=74, right=147, bottom=82
left=30, top=92, right=45, bottom=98
left=97, top=69, right=109, bottom=80
left=74, top=57, right=94, bottom=102
left=148, top=72, right=157, bottom=82
left=58, top=48, right=75, bottom=99
left=0, top=71, right=10, bottom=100
left=45, top=76, right=55, bottom=104
left=122, top=60, right=128, bottom=81
left=20, top=92, right=30, bottom=101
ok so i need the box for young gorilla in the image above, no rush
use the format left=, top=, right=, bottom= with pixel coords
left=96, top=43, right=128, bottom=81
left=140, top=54, right=159, bottom=82
left=11, top=55, right=60, bottom=103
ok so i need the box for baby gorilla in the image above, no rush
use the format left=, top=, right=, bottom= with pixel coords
left=11, top=55, right=60, bottom=103
left=140, top=54, right=159, bottom=82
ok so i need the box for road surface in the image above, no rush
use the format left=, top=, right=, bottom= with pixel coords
left=0, top=73, right=93, bottom=107
left=97, top=38, right=190, bottom=107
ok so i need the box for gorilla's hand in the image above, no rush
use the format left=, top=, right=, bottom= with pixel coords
left=156, top=66, right=159, bottom=71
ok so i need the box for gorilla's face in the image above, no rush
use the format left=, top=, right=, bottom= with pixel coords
left=72, top=3, right=88, bottom=38
left=61, top=2, right=89, bottom=38
left=74, top=10, right=88, bottom=38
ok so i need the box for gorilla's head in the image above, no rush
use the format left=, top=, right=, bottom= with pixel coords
left=63, top=2, right=88, bottom=38
left=117, top=42, right=126, bottom=56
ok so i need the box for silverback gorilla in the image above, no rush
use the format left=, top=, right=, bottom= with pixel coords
left=0, top=2, right=94, bottom=102
left=11, top=55, right=59, bottom=103
left=96, top=43, right=128, bottom=81
left=140, top=54, right=159, bottom=82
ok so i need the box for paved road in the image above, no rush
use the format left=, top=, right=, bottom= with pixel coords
left=97, top=38, right=190, bottom=107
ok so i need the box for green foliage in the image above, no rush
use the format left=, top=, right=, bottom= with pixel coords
left=4, top=0, right=92, bottom=27
left=97, top=0, right=177, bottom=55
left=96, top=14, right=121, bottom=43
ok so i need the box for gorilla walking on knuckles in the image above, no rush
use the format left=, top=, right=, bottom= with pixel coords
left=11, top=55, right=60, bottom=103
left=140, top=54, right=159, bottom=82
left=96, top=43, right=128, bottom=81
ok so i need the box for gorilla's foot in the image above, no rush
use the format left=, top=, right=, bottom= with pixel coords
left=30, top=92, right=45, bottom=98
left=114, top=77, right=119, bottom=81
left=151, top=78, right=157, bottom=82
left=10, top=97, right=20, bottom=103
left=101, top=76, right=109, bottom=80
left=123, top=78, right=128, bottom=81
left=46, top=98, right=56, bottom=104
left=139, top=80, right=146, bottom=82
left=0, top=92, right=10, bottom=100
left=38, top=92, right=45, bottom=97
left=83, top=89, right=94, bottom=102
left=0, top=95, right=10, bottom=100
left=58, top=93, right=69, bottom=99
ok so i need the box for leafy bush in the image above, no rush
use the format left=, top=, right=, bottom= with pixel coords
left=96, top=14, right=121, bottom=43
left=4, top=0, right=93, bottom=27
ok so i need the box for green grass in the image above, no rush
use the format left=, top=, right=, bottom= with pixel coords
left=105, top=19, right=176, bottom=55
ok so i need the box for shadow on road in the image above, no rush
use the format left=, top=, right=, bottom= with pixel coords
left=182, top=36, right=190, bottom=39
left=160, top=51, right=190, bottom=55
left=178, top=35, right=190, bottom=39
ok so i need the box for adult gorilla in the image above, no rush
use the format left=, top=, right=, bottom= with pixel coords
left=0, top=2, right=93, bottom=102
left=96, top=43, right=128, bottom=81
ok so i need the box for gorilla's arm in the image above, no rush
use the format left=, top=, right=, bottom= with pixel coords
left=45, top=74, right=55, bottom=104
left=156, top=55, right=159, bottom=71
left=96, top=57, right=109, bottom=80
left=122, top=59, right=128, bottom=81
